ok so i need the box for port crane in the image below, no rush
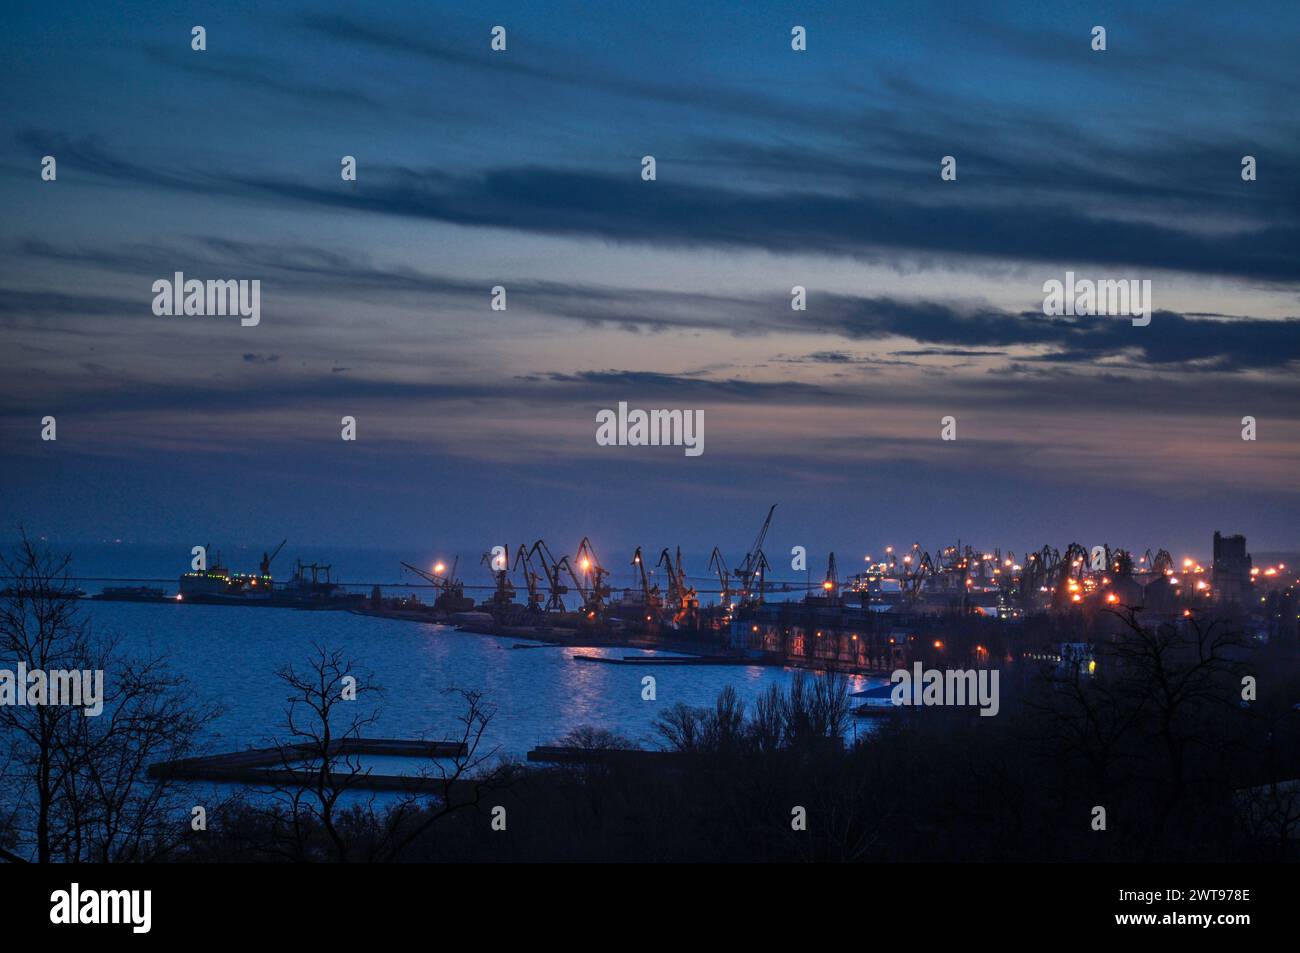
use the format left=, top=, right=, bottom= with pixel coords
left=401, top=557, right=474, bottom=612
left=260, top=538, right=286, bottom=577
left=401, top=557, right=456, bottom=593
left=1017, top=547, right=1057, bottom=610
left=630, top=547, right=663, bottom=621
left=574, top=537, right=612, bottom=616
left=658, top=547, right=698, bottom=626
left=527, top=540, right=571, bottom=612
left=707, top=547, right=732, bottom=606
left=822, top=551, right=840, bottom=605
left=512, top=544, right=545, bottom=614
left=1143, top=548, right=1174, bottom=576
left=900, top=545, right=932, bottom=604
left=734, top=504, right=776, bottom=605
left=480, top=546, right=516, bottom=612
left=1112, top=548, right=1135, bottom=576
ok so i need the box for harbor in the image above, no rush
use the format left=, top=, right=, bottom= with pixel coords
left=37, top=508, right=1298, bottom=680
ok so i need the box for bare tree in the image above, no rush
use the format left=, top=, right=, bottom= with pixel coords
left=369, top=687, right=504, bottom=862
left=0, top=533, right=218, bottom=862
left=1107, top=608, right=1247, bottom=827
left=263, top=643, right=382, bottom=862
left=256, top=645, right=504, bottom=862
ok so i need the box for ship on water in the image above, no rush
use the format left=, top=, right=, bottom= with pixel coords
left=178, top=564, right=273, bottom=604
left=175, top=541, right=363, bottom=609
left=93, top=585, right=167, bottom=602
left=272, top=559, right=366, bottom=608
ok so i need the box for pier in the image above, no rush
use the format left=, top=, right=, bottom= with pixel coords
left=571, top=653, right=776, bottom=666
left=149, top=738, right=471, bottom=793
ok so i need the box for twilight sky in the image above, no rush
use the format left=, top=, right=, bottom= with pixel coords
left=1, top=0, right=1298, bottom=565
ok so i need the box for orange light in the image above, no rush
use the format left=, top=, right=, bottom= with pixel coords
left=1105, top=593, right=1118, bottom=604
left=822, top=581, right=833, bottom=590
left=434, top=562, right=445, bottom=575
left=933, top=640, right=943, bottom=649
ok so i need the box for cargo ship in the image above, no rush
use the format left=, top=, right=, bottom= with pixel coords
left=178, top=564, right=273, bottom=604
left=176, top=544, right=363, bottom=610
left=271, top=560, right=366, bottom=609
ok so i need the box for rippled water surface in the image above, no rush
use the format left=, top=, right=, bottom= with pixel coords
left=81, top=602, right=877, bottom=760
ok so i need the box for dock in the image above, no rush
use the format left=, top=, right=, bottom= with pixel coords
left=149, top=738, right=472, bottom=793
left=571, top=654, right=775, bottom=666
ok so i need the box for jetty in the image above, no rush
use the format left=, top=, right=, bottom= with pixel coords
left=149, top=738, right=471, bottom=793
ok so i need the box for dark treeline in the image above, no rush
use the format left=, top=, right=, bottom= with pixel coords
left=3, top=537, right=1299, bottom=863
left=182, top=611, right=1300, bottom=863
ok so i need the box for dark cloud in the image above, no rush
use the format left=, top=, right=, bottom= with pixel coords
left=893, top=348, right=1009, bottom=358
left=17, top=132, right=1298, bottom=284
left=295, top=13, right=839, bottom=130
left=808, top=297, right=1300, bottom=372
left=5, top=248, right=1299, bottom=374
left=142, top=44, right=382, bottom=110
